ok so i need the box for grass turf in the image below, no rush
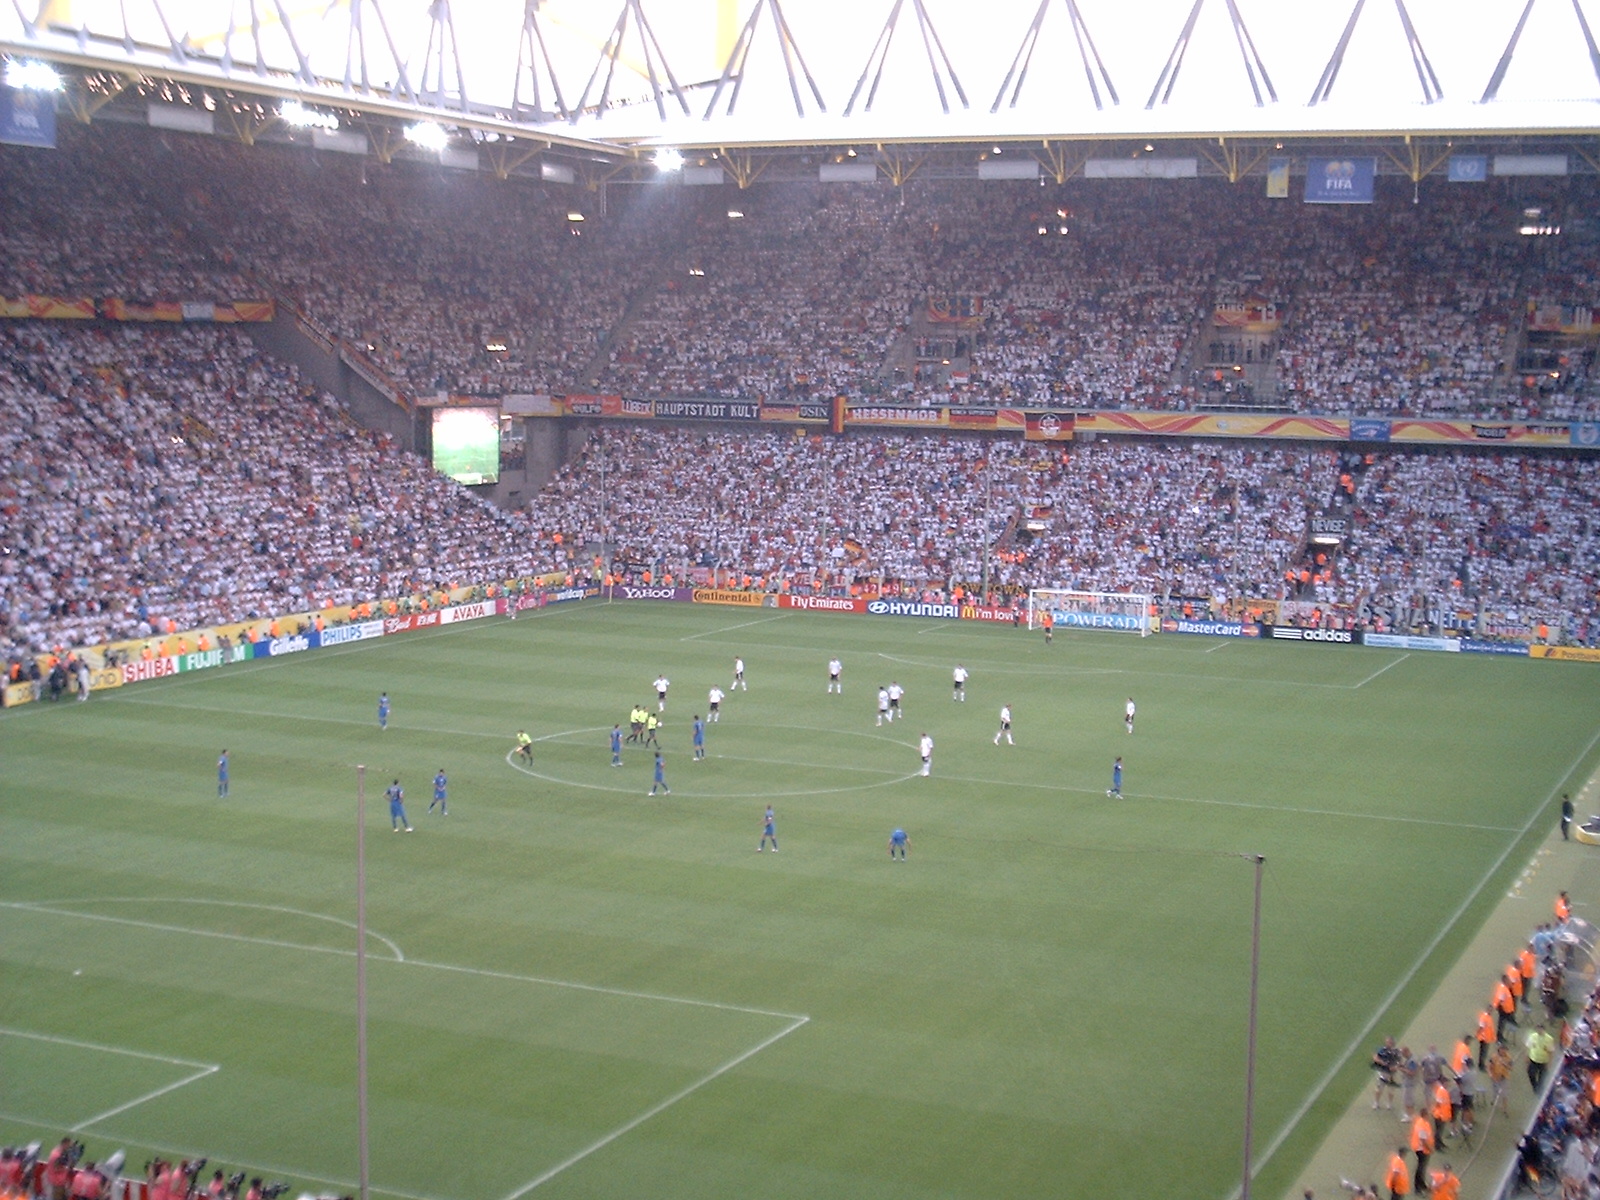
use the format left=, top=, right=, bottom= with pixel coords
left=3, top=600, right=1599, bottom=1200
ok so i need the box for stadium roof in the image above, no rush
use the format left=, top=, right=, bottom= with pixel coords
left=5, top=1, right=1600, bottom=171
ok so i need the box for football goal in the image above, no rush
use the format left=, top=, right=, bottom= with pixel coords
left=1026, top=589, right=1155, bottom=636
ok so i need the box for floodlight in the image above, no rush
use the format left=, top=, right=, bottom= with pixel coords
left=280, top=100, right=338, bottom=131
left=5, top=60, right=63, bottom=92
left=404, top=121, right=448, bottom=151
left=654, top=148, right=684, bottom=171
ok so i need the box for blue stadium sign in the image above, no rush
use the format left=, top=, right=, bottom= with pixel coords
left=1304, top=157, right=1375, bottom=205
left=0, top=85, right=55, bottom=148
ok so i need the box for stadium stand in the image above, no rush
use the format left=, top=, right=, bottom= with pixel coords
left=6, top=127, right=1600, bottom=419
left=0, top=322, right=551, bottom=661
left=2, top=121, right=1599, bottom=664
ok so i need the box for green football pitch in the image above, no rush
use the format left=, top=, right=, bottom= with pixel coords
left=4, top=601, right=1599, bottom=1200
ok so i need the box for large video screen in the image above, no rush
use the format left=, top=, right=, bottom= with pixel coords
left=431, top=407, right=500, bottom=486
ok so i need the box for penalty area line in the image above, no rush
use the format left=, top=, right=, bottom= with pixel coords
left=500, top=1014, right=810, bottom=1200
left=71, top=1064, right=220, bottom=1133
left=679, top=613, right=790, bottom=641
left=1352, top=652, right=1410, bottom=688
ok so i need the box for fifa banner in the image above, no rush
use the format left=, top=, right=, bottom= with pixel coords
left=846, top=405, right=948, bottom=429
left=759, top=402, right=831, bottom=424
left=1077, top=412, right=1348, bottom=441
left=0, top=295, right=95, bottom=319
left=1304, top=158, right=1376, bottom=205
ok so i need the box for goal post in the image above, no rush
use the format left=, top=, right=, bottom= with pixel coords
left=1027, top=589, right=1156, bottom=636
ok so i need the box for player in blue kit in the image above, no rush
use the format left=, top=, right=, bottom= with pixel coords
left=429, top=769, right=448, bottom=815
left=386, top=779, right=412, bottom=831
left=692, top=715, right=706, bottom=760
left=758, top=805, right=778, bottom=852
left=377, top=692, right=390, bottom=730
left=889, top=827, right=909, bottom=861
left=649, top=753, right=670, bottom=796
left=610, top=724, right=623, bottom=766
left=1108, top=756, right=1123, bottom=799
left=217, top=749, right=229, bottom=798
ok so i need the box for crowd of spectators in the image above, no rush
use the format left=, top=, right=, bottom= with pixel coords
left=2, top=319, right=1596, bottom=664
left=0, top=322, right=553, bottom=661
left=598, top=186, right=913, bottom=401
left=7, top=125, right=1600, bottom=419
left=0, top=1137, right=332, bottom=1200
left=528, top=427, right=1600, bottom=641
left=0, top=125, right=251, bottom=303
left=1301, top=449, right=1600, bottom=641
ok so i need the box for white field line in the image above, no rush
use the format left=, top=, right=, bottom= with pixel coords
left=0, top=1026, right=215, bottom=1069
left=926, top=774, right=1522, bottom=834
left=71, top=1064, right=219, bottom=1132
left=2, top=901, right=806, bottom=1021
left=678, top=613, right=789, bottom=641
left=8, top=900, right=809, bottom=1200
left=1204, top=640, right=1232, bottom=653
left=1220, top=719, right=1600, bottom=1200
left=5, top=898, right=405, bottom=962
left=499, top=1014, right=810, bottom=1200
left=1, top=902, right=406, bottom=963
left=1353, top=652, right=1411, bottom=688
left=873, top=650, right=1409, bottom=691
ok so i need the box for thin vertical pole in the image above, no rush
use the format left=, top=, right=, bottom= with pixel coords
left=981, top=459, right=993, bottom=606
left=1241, top=852, right=1264, bottom=1200
left=356, top=765, right=370, bottom=1200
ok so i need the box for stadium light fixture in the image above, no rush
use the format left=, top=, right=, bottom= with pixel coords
left=280, top=100, right=338, bottom=131
left=654, top=148, right=684, bottom=171
left=5, top=60, right=63, bottom=92
left=404, top=121, right=448, bottom=151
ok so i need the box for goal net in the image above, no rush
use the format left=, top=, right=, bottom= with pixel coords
left=1027, top=589, right=1155, bottom=636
